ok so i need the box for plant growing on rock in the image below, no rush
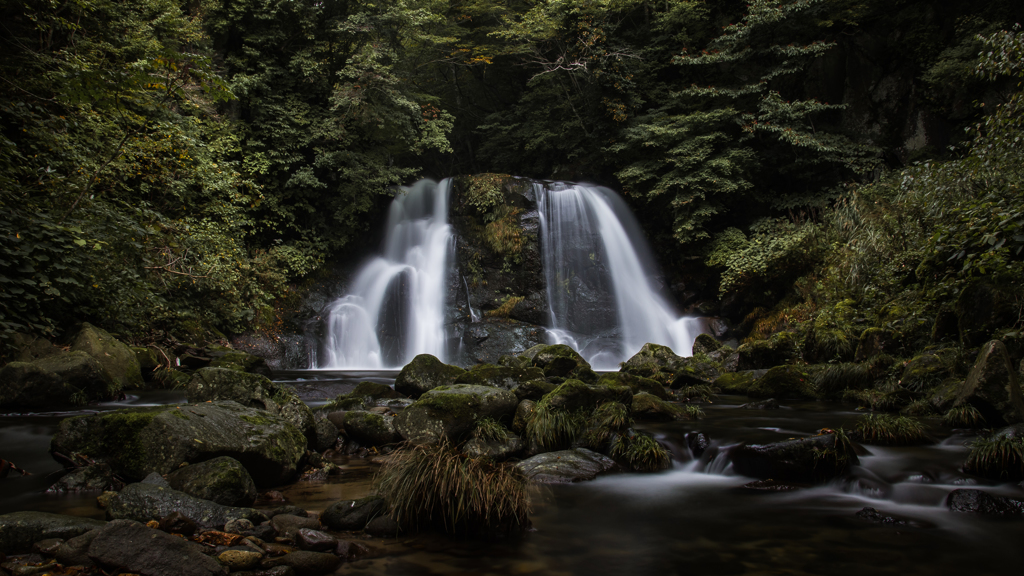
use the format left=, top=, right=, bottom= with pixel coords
left=853, top=414, right=928, bottom=445
left=675, top=384, right=716, bottom=403
left=813, top=363, right=872, bottom=399
left=374, top=439, right=531, bottom=536
left=473, top=418, right=511, bottom=443
left=681, top=404, right=706, bottom=420
left=964, top=435, right=1024, bottom=481
left=610, top=431, right=672, bottom=473
left=943, top=405, right=985, bottom=428
left=524, top=401, right=587, bottom=451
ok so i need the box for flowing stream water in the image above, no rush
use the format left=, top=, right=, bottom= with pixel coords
left=2, top=373, right=1023, bottom=574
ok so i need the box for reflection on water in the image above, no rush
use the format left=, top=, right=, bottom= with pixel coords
left=2, top=379, right=1024, bottom=574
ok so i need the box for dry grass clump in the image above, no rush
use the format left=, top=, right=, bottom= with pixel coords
left=854, top=414, right=928, bottom=445
left=374, top=439, right=530, bottom=536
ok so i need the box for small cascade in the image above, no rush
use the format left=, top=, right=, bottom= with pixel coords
left=317, top=179, right=453, bottom=369
left=538, top=182, right=705, bottom=368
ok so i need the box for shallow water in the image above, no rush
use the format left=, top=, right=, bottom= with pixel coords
left=2, top=377, right=1023, bottom=574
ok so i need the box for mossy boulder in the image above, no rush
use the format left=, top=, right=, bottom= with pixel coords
left=620, top=343, right=686, bottom=382
left=514, top=379, right=557, bottom=401
left=515, top=448, right=616, bottom=483
left=730, top=433, right=859, bottom=483
left=343, top=411, right=401, bottom=447
left=692, top=333, right=722, bottom=356
left=393, top=384, right=518, bottom=445
left=899, top=352, right=951, bottom=393
left=0, top=351, right=120, bottom=409
left=70, top=323, right=143, bottom=389
left=326, top=381, right=406, bottom=411
left=670, top=360, right=720, bottom=389
left=952, top=340, right=1024, bottom=425
left=746, top=366, right=816, bottom=399
left=50, top=401, right=307, bottom=487
left=132, top=347, right=161, bottom=379
left=107, top=482, right=266, bottom=531
left=207, top=348, right=271, bottom=376
left=630, top=393, right=681, bottom=421
left=463, top=433, right=524, bottom=461
left=540, top=379, right=632, bottom=413
left=394, top=354, right=466, bottom=398
left=955, top=281, right=1018, bottom=347
left=597, top=372, right=669, bottom=400
left=737, top=332, right=800, bottom=370
left=512, top=399, right=536, bottom=434
left=529, top=344, right=591, bottom=378
left=185, top=367, right=316, bottom=445
left=714, top=370, right=764, bottom=395
left=454, top=364, right=545, bottom=390
left=151, top=368, right=191, bottom=389
left=165, top=456, right=258, bottom=507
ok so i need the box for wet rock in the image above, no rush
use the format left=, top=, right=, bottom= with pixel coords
left=730, top=433, right=859, bottom=483
left=541, top=379, right=632, bottom=413
left=312, top=417, right=338, bottom=452
left=219, top=549, right=263, bottom=571
left=54, top=529, right=100, bottom=567
left=598, top=372, right=670, bottom=400
left=512, top=399, right=535, bottom=434
left=0, top=351, right=117, bottom=409
left=855, top=507, right=907, bottom=525
left=71, top=322, right=144, bottom=389
left=269, top=506, right=309, bottom=519
left=685, top=432, right=710, bottom=458
left=394, top=354, right=466, bottom=398
left=740, top=479, right=805, bottom=492
left=740, top=398, right=780, bottom=410
left=106, top=482, right=266, bottom=531
left=342, top=411, right=401, bottom=447
left=142, top=471, right=172, bottom=488
left=185, top=368, right=316, bottom=445
left=736, top=332, right=800, bottom=370
left=223, top=518, right=253, bottom=535
left=620, top=343, right=687, bottom=382
left=158, top=511, right=198, bottom=537
left=0, top=512, right=105, bottom=554
left=394, top=384, right=517, bottom=445
left=513, top=379, right=557, bottom=401
left=692, top=333, right=722, bottom=356
left=270, top=515, right=320, bottom=542
left=460, top=319, right=546, bottom=366
left=462, top=434, right=523, bottom=461
left=326, top=381, right=405, bottom=411
left=295, top=529, right=336, bottom=552
left=529, top=344, right=591, bottom=378
left=166, top=456, right=258, bottom=507
left=630, top=392, right=681, bottom=421
left=670, top=360, right=721, bottom=389
left=714, top=370, right=767, bottom=394
left=46, top=462, right=118, bottom=493
left=207, top=348, right=272, bottom=377
left=364, top=515, right=401, bottom=537
left=87, top=519, right=227, bottom=576
left=261, top=551, right=340, bottom=575
left=454, top=364, right=544, bottom=390
left=51, top=401, right=307, bottom=487
left=515, top=448, right=616, bottom=483
left=946, top=489, right=1024, bottom=516
left=319, top=498, right=386, bottom=531
left=746, top=366, right=815, bottom=399
left=31, top=538, right=63, bottom=556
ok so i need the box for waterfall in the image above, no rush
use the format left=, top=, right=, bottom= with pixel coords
left=538, top=182, right=705, bottom=369
left=317, top=179, right=453, bottom=369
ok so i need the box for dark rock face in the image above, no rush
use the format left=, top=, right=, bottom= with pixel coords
left=460, top=319, right=546, bottom=366
left=165, top=456, right=258, bottom=507
left=730, top=434, right=859, bottom=483
left=51, top=401, right=307, bottom=487
left=393, top=384, right=518, bottom=444
left=54, top=528, right=101, bottom=567
left=946, top=489, right=1024, bottom=516
left=71, top=322, right=144, bottom=389
left=393, top=354, right=466, bottom=398
left=855, top=507, right=907, bottom=525
left=685, top=432, right=711, bottom=458
left=620, top=343, right=687, bottom=381
left=515, top=448, right=617, bottom=483
left=530, top=344, right=591, bottom=378
left=87, top=519, right=227, bottom=576
left=954, top=340, right=1024, bottom=425
left=692, top=333, right=722, bottom=356
left=0, top=511, right=105, bottom=554
left=671, top=360, right=721, bottom=389
left=364, top=515, right=402, bottom=538
left=106, top=482, right=266, bottom=530
left=320, top=497, right=386, bottom=531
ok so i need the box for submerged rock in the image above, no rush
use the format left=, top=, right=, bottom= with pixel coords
left=515, top=448, right=616, bottom=483
left=106, top=482, right=266, bottom=530
left=946, top=489, right=1024, bottom=516
left=394, top=354, right=466, bottom=398
left=0, top=511, right=105, bottom=554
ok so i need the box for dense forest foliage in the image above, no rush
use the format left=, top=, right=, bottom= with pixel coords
left=2, top=0, right=1023, bottom=353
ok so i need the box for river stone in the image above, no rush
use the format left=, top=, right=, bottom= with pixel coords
left=87, top=519, right=227, bottom=576
left=185, top=368, right=316, bottom=444
left=0, top=361, right=62, bottom=409
left=946, top=489, right=1024, bottom=516
left=296, top=528, right=337, bottom=552
left=670, top=360, right=721, bottom=389
left=730, top=434, right=859, bottom=483
left=394, top=354, right=466, bottom=398
left=0, top=511, right=106, bottom=554
left=107, top=482, right=266, bottom=530
left=219, top=549, right=263, bottom=571
left=262, top=550, right=340, bottom=575
left=463, top=434, right=524, bottom=461
left=953, top=340, right=1024, bottom=424
left=158, top=511, right=198, bottom=536
left=71, top=322, right=144, bottom=389
left=319, top=497, right=386, bottom=531
left=54, top=528, right=101, bottom=567
left=529, top=344, right=590, bottom=378
left=512, top=399, right=536, bottom=434
left=329, top=381, right=405, bottom=410
left=597, top=372, right=669, bottom=400
left=165, top=456, right=258, bottom=507
left=515, top=448, right=616, bottom=483
left=271, top=514, right=320, bottom=542
left=514, top=379, right=557, bottom=401
left=394, top=384, right=518, bottom=444
left=343, top=411, right=400, bottom=446
left=50, top=401, right=307, bottom=486
left=364, top=514, right=401, bottom=537
left=313, top=417, right=339, bottom=452
left=46, top=462, right=118, bottom=493
left=0, top=351, right=118, bottom=409
left=736, top=332, right=801, bottom=370
left=630, top=392, right=681, bottom=421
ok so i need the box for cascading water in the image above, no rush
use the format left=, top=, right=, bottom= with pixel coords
left=538, top=182, right=705, bottom=368
left=316, top=179, right=453, bottom=369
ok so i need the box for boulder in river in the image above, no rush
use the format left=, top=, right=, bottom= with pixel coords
left=730, top=433, right=859, bottom=483
left=620, top=343, right=687, bottom=383
left=343, top=410, right=401, bottom=447
left=51, top=400, right=307, bottom=486
left=393, top=384, right=517, bottom=445
left=320, top=497, right=387, bottom=531
left=87, top=519, right=227, bottom=576
left=106, top=481, right=266, bottom=530
left=454, top=363, right=545, bottom=391
left=165, top=456, right=258, bottom=507
left=516, top=448, right=617, bottom=483
left=70, top=322, right=144, bottom=389
left=394, top=354, right=466, bottom=398
left=527, top=344, right=591, bottom=378
left=736, top=332, right=800, bottom=370
left=0, top=350, right=119, bottom=409
left=746, top=365, right=816, bottom=399
left=0, top=511, right=105, bottom=554
left=946, top=489, right=1024, bottom=516
left=597, top=372, right=669, bottom=400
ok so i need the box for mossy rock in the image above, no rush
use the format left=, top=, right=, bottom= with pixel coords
left=393, top=384, right=518, bottom=445
left=630, top=393, right=681, bottom=422
left=3, top=351, right=122, bottom=408
left=0, top=361, right=64, bottom=410
left=51, top=401, right=307, bottom=487
left=670, top=360, right=720, bottom=389
left=208, top=349, right=271, bottom=377
left=597, top=372, right=669, bottom=400
left=454, top=364, right=545, bottom=390
left=900, top=352, right=951, bottom=393
left=107, top=481, right=266, bottom=531
left=394, top=354, right=466, bottom=399
left=737, top=332, right=800, bottom=370
left=746, top=366, right=816, bottom=399
left=150, top=368, right=191, bottom=390
left=541, top=379, right=632, bottom=413
left=812, top=363, right=873, bottom=400
left=620, top=343, right=686, bottom=381
left=713, top=370, right=764, bottom=394
left=529, top=344, right=591, bottom=378
left=325, top=381, right=405, bottom=411
left=343, top=411, right=401, bottom=447
left=854, top=328, right=900, bottom=362
left=70, top=323, right=143, bottom=389
left=132, top=347, right=160, bottom=377
left=514, top=379, right=557, bottom=401
left=692, top=333, right=722, bottom=356
left=730, top=433, right=859, bottom=483
left=165, top=456, right=258, bottom=507
left=498, top=354, right=533, bottom=370
left=512, top=399, right=536, bottom=434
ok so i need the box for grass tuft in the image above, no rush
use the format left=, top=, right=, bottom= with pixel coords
left=610, top=431, right=672, bottom=472
left=681, top=404, right=705, bottom=420
left=473, top=417, right=510, bottom=443
left=943, top=404, right=985, bottom=428
left=674, top=384, right=716, bottom=403
left=524, top=401, right=587, bottom=451
left=854, top=414, right=927, bottom=445
left=589, top=402, right=631, bottom=431
left=964, top=434, right=1024, bottom=481
left=374, top=439, right=531, bottom=536
left=814, top=363, right=872, bottom=398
